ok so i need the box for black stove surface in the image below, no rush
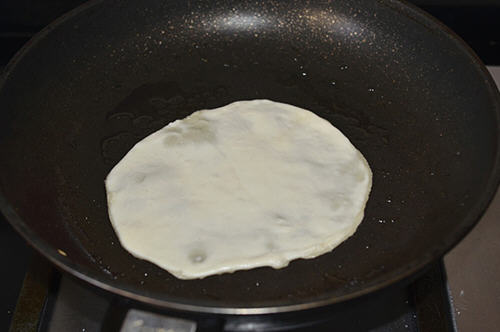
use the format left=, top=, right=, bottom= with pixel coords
left=1, top=1, right=498, bottom=331
left=9, top=254, right=453, bottom=332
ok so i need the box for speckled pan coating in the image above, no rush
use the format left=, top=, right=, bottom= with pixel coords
left=0, top=0, right=499, bottom=314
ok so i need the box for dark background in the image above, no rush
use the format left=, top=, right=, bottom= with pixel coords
left=0, top=0, right=499, bottom=330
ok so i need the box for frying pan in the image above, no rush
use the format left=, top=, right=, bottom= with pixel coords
left=1, top=0, right=499, bottom=315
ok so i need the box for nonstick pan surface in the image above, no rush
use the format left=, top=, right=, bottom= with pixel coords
left=0, top=0, right=499, bottom=314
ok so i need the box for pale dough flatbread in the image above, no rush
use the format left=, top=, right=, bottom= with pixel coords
left=105, top=100, right=372, bottom=279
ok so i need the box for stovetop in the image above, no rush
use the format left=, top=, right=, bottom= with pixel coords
left=1, top=2, right=499, bottom=331
left=9, top=254, right=454, bottom=332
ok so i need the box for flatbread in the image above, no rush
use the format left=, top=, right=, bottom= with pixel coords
left=105, top=100, right=372, bottom=279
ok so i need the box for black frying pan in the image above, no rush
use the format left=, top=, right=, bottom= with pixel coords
left=0, top=0, right=499, bottom=314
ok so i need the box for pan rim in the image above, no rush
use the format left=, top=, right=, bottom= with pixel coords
left=1, top=0, right=499, bottom=315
